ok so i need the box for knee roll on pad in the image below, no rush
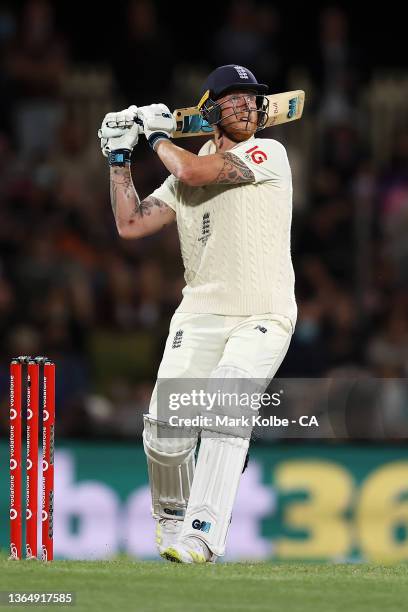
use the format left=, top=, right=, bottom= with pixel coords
left=143, top=415, right=198, bottom=519
left=203, top=364, right=260, bottom=438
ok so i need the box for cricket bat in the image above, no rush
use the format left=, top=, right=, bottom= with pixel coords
left=170, top=90, right=305, bottom=138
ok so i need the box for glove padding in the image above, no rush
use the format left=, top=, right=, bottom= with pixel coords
left=137, top=103, right=176, bottom=150
left=98, top=105, right=140, bottom=157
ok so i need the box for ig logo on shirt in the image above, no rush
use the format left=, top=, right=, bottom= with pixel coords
left=244, top=145, right=268, bottom=164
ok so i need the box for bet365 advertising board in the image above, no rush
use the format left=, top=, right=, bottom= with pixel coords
left=0, top=442, right=407, bottom=562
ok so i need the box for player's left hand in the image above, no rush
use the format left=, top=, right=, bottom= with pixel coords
left=137, top=103, right=176, bottom=150
left=98, top=105, right=140, bottom=157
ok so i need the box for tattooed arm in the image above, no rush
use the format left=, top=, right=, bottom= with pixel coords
left=110, top=166, right=176, bottom=239
left=154, top=140, right=255, bottom=187
left=211, top=152, right=255, bottom=184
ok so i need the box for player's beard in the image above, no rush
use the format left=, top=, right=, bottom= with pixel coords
left=219, top=113, right=258, bottom=142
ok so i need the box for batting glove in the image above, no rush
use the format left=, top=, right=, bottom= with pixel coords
left=98, top=105, right=140, bottom=164
left=137, top=103, right=176, bottom=151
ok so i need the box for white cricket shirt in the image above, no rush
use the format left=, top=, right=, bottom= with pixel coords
left=151, top=136, right=297, bottom=330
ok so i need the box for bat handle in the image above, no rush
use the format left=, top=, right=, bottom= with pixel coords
left=134, top=116, right=144, bottom=134
left=134, top=115, right=175, bottom=137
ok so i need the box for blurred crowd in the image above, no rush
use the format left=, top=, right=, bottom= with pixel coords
left=0, top=0, right=407, bottom=439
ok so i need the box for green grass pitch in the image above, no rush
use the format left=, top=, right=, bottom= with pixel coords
left=0, top=556, right=407, bottom=612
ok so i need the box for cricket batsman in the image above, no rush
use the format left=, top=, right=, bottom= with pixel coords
left=98, top=65, right=297, bottom=563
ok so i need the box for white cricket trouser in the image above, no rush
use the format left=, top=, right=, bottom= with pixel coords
left=145, top=311, right=293, bottom=555
left=148, top=312, right=293, bottom=416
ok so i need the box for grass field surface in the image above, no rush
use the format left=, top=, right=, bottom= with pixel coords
left=0, top=556, right=407, bottom=612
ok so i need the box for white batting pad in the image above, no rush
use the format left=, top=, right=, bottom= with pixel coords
left=180, top=433, right=249, bottom=557
left=143, top=415, right=198, bottom=519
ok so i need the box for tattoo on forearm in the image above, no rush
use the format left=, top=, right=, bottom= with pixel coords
left=136, top=196, right=168, bottom=217
left=109, top=167, right=172, bottom=231
left=214, top=152, right=255, bottom=184
left=110, top=167, right=134, bottom=218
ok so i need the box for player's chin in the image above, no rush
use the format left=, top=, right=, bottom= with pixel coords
left=224, top=123, right=257, bottom=142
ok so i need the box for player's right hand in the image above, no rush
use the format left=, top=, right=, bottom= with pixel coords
left=137, top=103, right=176, bottom=150
left=98, top=106, right=140, bottom=157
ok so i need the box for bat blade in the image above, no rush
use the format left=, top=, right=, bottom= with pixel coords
left=171, top=90, right=305, bottom=138
left=263, top=90, right=305, bottom=129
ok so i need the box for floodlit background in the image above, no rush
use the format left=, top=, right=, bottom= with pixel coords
left=0, top=0, right=407, bottom=561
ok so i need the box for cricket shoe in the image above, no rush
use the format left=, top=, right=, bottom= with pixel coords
left=162, top=536, right=214, bottom=564
left=156, top=518, right=183, bottom=558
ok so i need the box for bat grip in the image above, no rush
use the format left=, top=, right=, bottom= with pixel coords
left=134, top=116, right=144, bottom=134
left=133, top=115, right=176, bottom=138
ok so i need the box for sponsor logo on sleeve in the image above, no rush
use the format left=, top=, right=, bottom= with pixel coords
left=244, top=145, right=268, bottom=164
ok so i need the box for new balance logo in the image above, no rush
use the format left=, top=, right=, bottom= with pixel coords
left=172, top=330, right=183, bottom=348
left=192, top=519, right=211, bottom=533
left=255, top=325, right=267, bottom=334
left=234, top=65, right=249, bottom=79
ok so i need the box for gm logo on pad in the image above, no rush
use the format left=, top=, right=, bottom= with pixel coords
left=192, top=519, right=211, bottom=533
